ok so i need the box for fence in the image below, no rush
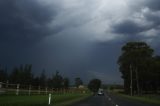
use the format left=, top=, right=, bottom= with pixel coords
left=0, top=82, right=87, bottom=96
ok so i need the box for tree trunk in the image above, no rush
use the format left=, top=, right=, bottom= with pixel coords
left=130, top=64, right=133, bottom=96
left=135, top=67, right=140, bottom=95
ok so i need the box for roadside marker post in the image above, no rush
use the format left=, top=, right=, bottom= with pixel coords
left=48, top=93, right=51, bottom=105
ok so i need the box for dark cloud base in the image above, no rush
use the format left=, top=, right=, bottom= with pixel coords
left=0, top=0, right=59, bottom=45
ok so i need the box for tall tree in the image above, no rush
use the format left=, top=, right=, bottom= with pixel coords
left=75, top=77, right=83, bottom=88
left=118, top=42, right=154, bottom=95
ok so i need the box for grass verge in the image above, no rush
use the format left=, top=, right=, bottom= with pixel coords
left=0, top=93, right=91, bottom=106
left=54, top=94, right=91, bottom=106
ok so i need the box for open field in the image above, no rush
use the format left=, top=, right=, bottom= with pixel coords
left=0, top=93, right=91, bottom=106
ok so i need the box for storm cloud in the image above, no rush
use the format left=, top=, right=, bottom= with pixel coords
left=0, top=0, right=160, bottom=84
left=0, top=0, right=60, bottom=44
left=111, top=0, right=160, bottom=40
left=146, top=0, right=160, bottom=11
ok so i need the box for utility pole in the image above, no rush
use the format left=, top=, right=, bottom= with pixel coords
left=130, top=64, right=133, bottom=96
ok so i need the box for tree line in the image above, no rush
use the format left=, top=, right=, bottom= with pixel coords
left=0, top=64, right=103, bottom=93
left=118, top=42, right=160, bottom=95
left=0, top=64, right=84, bottom=90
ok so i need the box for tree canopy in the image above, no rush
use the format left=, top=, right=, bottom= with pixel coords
left=75, top=77, right=83, bottom=88
left=88, top=79, right=101, bottom=93
left=118, top=42, right=160, bottom=95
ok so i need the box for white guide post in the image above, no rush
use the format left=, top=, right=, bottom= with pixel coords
left=48, top=93, right=51, bottom=105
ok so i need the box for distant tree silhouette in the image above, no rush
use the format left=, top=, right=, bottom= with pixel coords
left=75, top=77, right=83, bottom=88
left=88, top=79, right=101, bottom=93
left=0, top=65, right=8, bottom=82
left=0, top=64, right=82, bottom=91
left=39, top=69, right=47, bottom=87
left=23, top=64, right=33, bottom=85
left=63, top=78, right=69, bottom=90
left=32, top=76, right=40, bottom=86
left=9, top=64, right=33, bottom=84
left=52, top=71, right=63, bottom=90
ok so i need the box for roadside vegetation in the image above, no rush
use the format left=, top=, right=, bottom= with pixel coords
left=0, top=65, right=94, bottom=106
left=0, top=93, right=91, bottom=106
left=0, top=63, right=103, bottom=106
left=108, top=86, right=160, bottom=105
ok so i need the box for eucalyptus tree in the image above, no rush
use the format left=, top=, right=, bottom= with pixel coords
left=118, top=42, right=154, bottom=95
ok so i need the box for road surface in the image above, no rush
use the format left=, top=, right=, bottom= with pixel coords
left=71, top=92, right=159, bottom=106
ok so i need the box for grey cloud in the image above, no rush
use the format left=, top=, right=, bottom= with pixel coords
left=111, top=0, right=160, bottom=37
left=112, top=20, right=147, bottom=35
left=144, top=12, right=160, bottom=27
left=0, top=0, right=59, bottom=44
left=146, top=0, right=160, bottom=11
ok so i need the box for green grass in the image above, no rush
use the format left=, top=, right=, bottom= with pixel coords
left=0, top=93, right=91, bottom=106
left=115, top=93, right=160, bottom=105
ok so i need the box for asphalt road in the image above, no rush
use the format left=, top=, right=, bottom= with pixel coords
left=71, top=92, right=159, bottom=106
left=71, top=94, right=111, bottom=106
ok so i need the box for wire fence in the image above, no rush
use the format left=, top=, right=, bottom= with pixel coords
left=0, top=82, right=87, bottom=96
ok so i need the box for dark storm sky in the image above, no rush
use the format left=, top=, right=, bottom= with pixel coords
left=0, top=0, right=160, bottom=84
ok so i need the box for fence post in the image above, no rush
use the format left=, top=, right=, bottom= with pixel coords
left=29, top=85, right=31, bottom=96
left=16, top=84, right=20, bottom=95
